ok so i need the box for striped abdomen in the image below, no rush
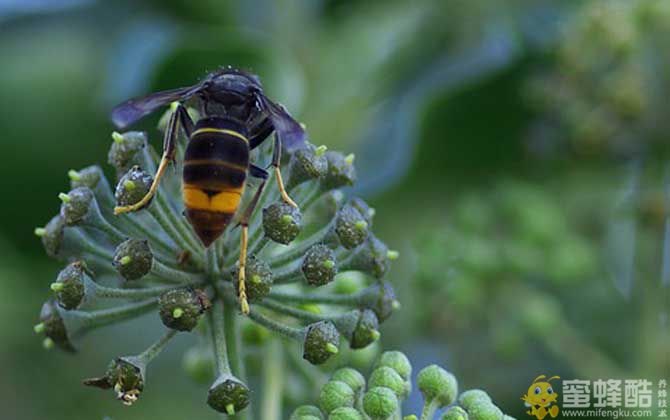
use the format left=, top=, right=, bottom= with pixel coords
left=183, top=117, right=249, bottom=247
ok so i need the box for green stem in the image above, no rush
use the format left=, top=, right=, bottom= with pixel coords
left=247, top=308, right=304, bottom=341
left=257, top=299, right=324, bottom=323
left=266, top=222, right=334, bottom=268
left=86, top=205, right=127, bottom=243
left=268, top=289, right=362, bottom=306
left=206, top=246, right=220, bottom=277
left=71, top=229, right=113, bottom=259
left=149, top=204, right=202, bottom=264
left=209, top=301, right=231, bottom=375
left=260, top=339, right=283, bottom=420
left=420, top=399, right=438, bottom=420
left=136, top=329, right=179, bottom=364
left=72, top=298, right=158, bottom=333
left=224, top=301, right=244, bottom=382
left=272, top=261, right=304, bottom=284
left=92, top=282, right=199, bottom=300
left=117, top=214, right=181, bottom=261
left=151, top=259, right=205, bottom=284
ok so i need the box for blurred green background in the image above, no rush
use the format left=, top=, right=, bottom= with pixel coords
left=1, top=0, right=668, bottom=419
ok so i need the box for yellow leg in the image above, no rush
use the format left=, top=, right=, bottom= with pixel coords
left=237, top=225, right=250, bottom=314
left=114, top=154, right=170, bottom=215
left=274, top=166, right=298, bottom=208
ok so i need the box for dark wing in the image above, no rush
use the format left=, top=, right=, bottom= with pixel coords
left=111, top=86, right=201, bottom=129
left=257, top=94, right=306, bottom=152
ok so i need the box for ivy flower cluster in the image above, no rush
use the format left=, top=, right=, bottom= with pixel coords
left=290, top=350, right=515, bottom=420
left=526, top=0, right=670, bottom=156
left=33, top=108, right=399, bottom=415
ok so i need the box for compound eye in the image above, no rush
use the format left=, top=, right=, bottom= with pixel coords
left=547, top=387, right=553, bottom=394
left=535, top=387, right=541, bottom=395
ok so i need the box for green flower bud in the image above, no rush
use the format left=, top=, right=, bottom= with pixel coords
left=374, top=351, right=412, bottom=381
left=232, top=255, right=273, bottom=302
left=404, top=416, right=419, bottom=420
left=158, top=288, right=211, bottom=331
left=350, top=309, right=380, bottom=349
left=113, top=238, right=153, bottom=281
left=466, top=401, right=503, bottom=420
left=319, top=381, right=355, bottom=414
left=38, top=299, right=75, bottom=352
left=263, top=201, right=303, bottom=244
left=458, top=389, right=491, bottom=410
left=287, top=143, right=329, bottom=189
left=52, top=261, right=88, bottom=310
left=361, top=282, right=398, bottom=322
left=344, top=234, right=390, bottom=278
left=363, top=387, right=398, bottom=420
left=207, top=373, right=250, bottom=415
left=350, top=197, right=375, bottom=226
left=332, top=273, right=366, bottom=295
left=369, top=366, right=406, bottom=399
left=60, top=187, right=94, bottom=225
left=322, top=151, right=356, bottom=190
left=69, top=165, right=102, bottom=190
left=302, top=244, right=338, bottom=286
left=115, top=166, right=153, bottom=209
left=84, top=357, right=145, bottom=406
left=331, top=368, right=366, bottom=395
left=108, top=131, right=147, bottom=175
left=329, top=407, right=364, bottom=420
left=38, top=215, right=66, bottom=258
left=442, top=406, right=469, bottom=420
left=182, top=345, right=215, bottom=385
left=335, top=204, right=369, bottom=250
left=303, top=321, right=340, bottom=365
left=417, top=365, right=458, bottom=407
left=290, top=405, right=324, bottom=420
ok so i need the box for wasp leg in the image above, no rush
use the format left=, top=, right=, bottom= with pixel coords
left=271, top=133, right=298, bottom=208
left=236, top=167, right=269, bottom=314
left=114, top=103, right=193, bottom=215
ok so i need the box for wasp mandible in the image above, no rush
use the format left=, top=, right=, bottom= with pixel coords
left=111, top=68, right=307, bottom=314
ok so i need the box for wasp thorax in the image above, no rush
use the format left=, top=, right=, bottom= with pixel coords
left=52, top=261, right=88, bottom=310
left=158, top=288, right=211, bottom=331
left=232, top=256, right=273, bottom=302
left=303, top=320, right=340, bottom=365
left=262, top=201, right=302, bottom=244
left=112, top=238, right=153, bottom=281
left=115, top=166, right=153, bottom=208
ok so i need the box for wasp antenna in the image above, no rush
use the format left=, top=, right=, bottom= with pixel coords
left=532, top=375, right=547, bottom=383
left=547, top=376, right=561, bottom=382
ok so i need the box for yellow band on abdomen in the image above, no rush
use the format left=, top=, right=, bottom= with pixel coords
left=183, top=185, right=244, bottom=213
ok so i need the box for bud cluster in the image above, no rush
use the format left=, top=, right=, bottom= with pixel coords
left=526, top=0, right=670, bottom=156
left=289, top=350, right=516, bottom=420
left=33, top=109, right=399, bottom=415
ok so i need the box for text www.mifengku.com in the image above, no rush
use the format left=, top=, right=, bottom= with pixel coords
left=561, top=408, right=653, bottom=418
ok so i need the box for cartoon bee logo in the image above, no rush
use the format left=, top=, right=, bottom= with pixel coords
left=522, top=375, right=560, bottom=420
